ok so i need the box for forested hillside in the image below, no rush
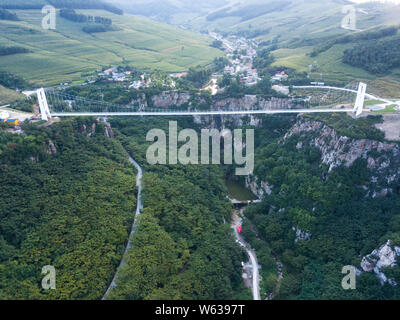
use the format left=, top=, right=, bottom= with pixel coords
left=0, top=119, right=137, bottom=299
left=343, top=37, right=400, bottom=74
left=242, top=114, right=400, bottom=299
left=0, top=117, right=248, bottom=300
left=106, top=118, right=248, bottom=300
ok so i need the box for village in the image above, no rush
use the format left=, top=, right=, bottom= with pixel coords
left=87, top=33, right=290, bottom=96
left=97, top=33, right=266, bottom=92
left=208, top=32, right=290, bottom=95
left=97, top=67, right=180, bottom=90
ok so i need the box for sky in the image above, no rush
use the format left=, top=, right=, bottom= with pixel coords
left=350, top=0, right=400, bottom=4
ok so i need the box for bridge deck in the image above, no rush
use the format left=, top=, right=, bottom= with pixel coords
left=51, top=108, right=355, bottom=117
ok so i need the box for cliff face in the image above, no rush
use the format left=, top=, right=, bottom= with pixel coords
left=283, top=117, right=400, bottom=197
left=151, top=91, right=195, bottom=108
left=246, top=116, right=400, bottom=200
left=245, top=175, right=272, bottom=199
left=213, top=95, right=301, bottom=111
left=360, top=240, right=400, bottom=286
left=284, top=118, right=399, bottom=171
left=126, top=91, right=196, bottom=109
left=126, top=91, right=302, bottom=111
left=125, top=91, right=305, bottom=130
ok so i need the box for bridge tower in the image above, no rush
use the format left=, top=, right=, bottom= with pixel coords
left=353, top=82, right=367, bottom=117
left=37, top=88, right=52, bottom=121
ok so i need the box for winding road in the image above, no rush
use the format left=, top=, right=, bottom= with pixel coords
left=232, top=211, right=261, bottom=300
left=103, top=155, right=143, bottom=299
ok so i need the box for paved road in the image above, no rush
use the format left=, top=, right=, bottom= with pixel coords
left=103, top=155, right=143, bottom=299
left=232, top=211, right=261, bottom=300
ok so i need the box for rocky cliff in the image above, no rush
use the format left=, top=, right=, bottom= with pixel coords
left=126, top=91, right=198, bottom=109
left=213, top=95, right=301, bottom=111
left=151, top=91, right=195, bottom=108
left=283, top=116, right=400, bottom=197
left=126, top=91, right=302, bottom=111
left=360, top=240, right=400, bottom=286
left=245, top=175, right=272, bottom=199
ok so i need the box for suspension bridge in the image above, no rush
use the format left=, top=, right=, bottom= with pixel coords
left=34, top=82, right=387, bottom=121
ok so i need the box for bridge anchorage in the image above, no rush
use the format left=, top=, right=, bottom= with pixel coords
left=36, top=82, right=373, bottom=121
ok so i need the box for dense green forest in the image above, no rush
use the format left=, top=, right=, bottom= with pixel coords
left=241, top=115, right=400, bottom=299
left=0, top=119, right=137, bottom=299
left=0, top=45, right=30, bottom=57
left=106, top=117, right=249, bottom=300
left=0, top=70, right=28, bottom=89
left=60, top=9, right=112, bottom=26
left=0, top=117, right=249, bottom=300
left=309, top=26, right=399, bottom=57
left=253, top=48, right=275, bottom=76
left=186, top=67, right=213, bottom=89
left=12, top=98, right=36, bottom=113
left=82, top=24, right=111, bottom=33
left=343, top=37, right=400, bottom=74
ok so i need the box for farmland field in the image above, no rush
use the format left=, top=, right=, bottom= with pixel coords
left=0, top=9, right=223, bottom=86
left=0, top=85, right=23, bottom=105
left=271, top=41, right=400, bottom=93
left=272, top=44, right=377, bottom=82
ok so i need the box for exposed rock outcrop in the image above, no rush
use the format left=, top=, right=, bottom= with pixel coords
left=104, top=122, right=114, bottom=139
left=126, top=91, right=303, bottom=111
left=245, top=175, right=272, bottom=199
left=46, top=140, right=57, bottom=156
left=284, top=117, right=400, bottom=196
left=151, top=91, right=194, bottom=108
left=360, top=240, right=400, bottom=286
left=292, top=226, right=311, bottom=243
left=126, top=91, right=198, bottom=109
left=213, top=95, right=301, bottom=111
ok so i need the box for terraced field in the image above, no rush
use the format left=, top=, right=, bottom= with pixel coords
left=128, top=0, right=400, bottom=92
left=271, top=44, right=375, bottom=83
left=0, top=9, right=222, bottom=86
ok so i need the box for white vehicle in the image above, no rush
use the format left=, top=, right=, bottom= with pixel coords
left=0, top=111, right=10, bottom=120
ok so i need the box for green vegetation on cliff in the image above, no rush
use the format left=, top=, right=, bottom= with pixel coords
left=106, top=118, right=246, bottom=300
left=242, top=115, right=400, bottom=300
left=0, top=119, right=137, bottom=299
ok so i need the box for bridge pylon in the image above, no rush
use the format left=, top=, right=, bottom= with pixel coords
left=37, top=88, right=52, bottom=121
left=353, top=82, right=367, bottom=117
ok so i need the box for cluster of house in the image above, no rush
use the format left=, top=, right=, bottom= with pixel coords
left=128, top=74, right=151, bottom=90
left=242, top=65, right=261, bottom=87
left=98, top=67, right=178, bottom=90
left=211, top=32, right=262, bottom=87
left=102, top=67, right=133, bottom=82
left=271, top=71, right=289, bottom=83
